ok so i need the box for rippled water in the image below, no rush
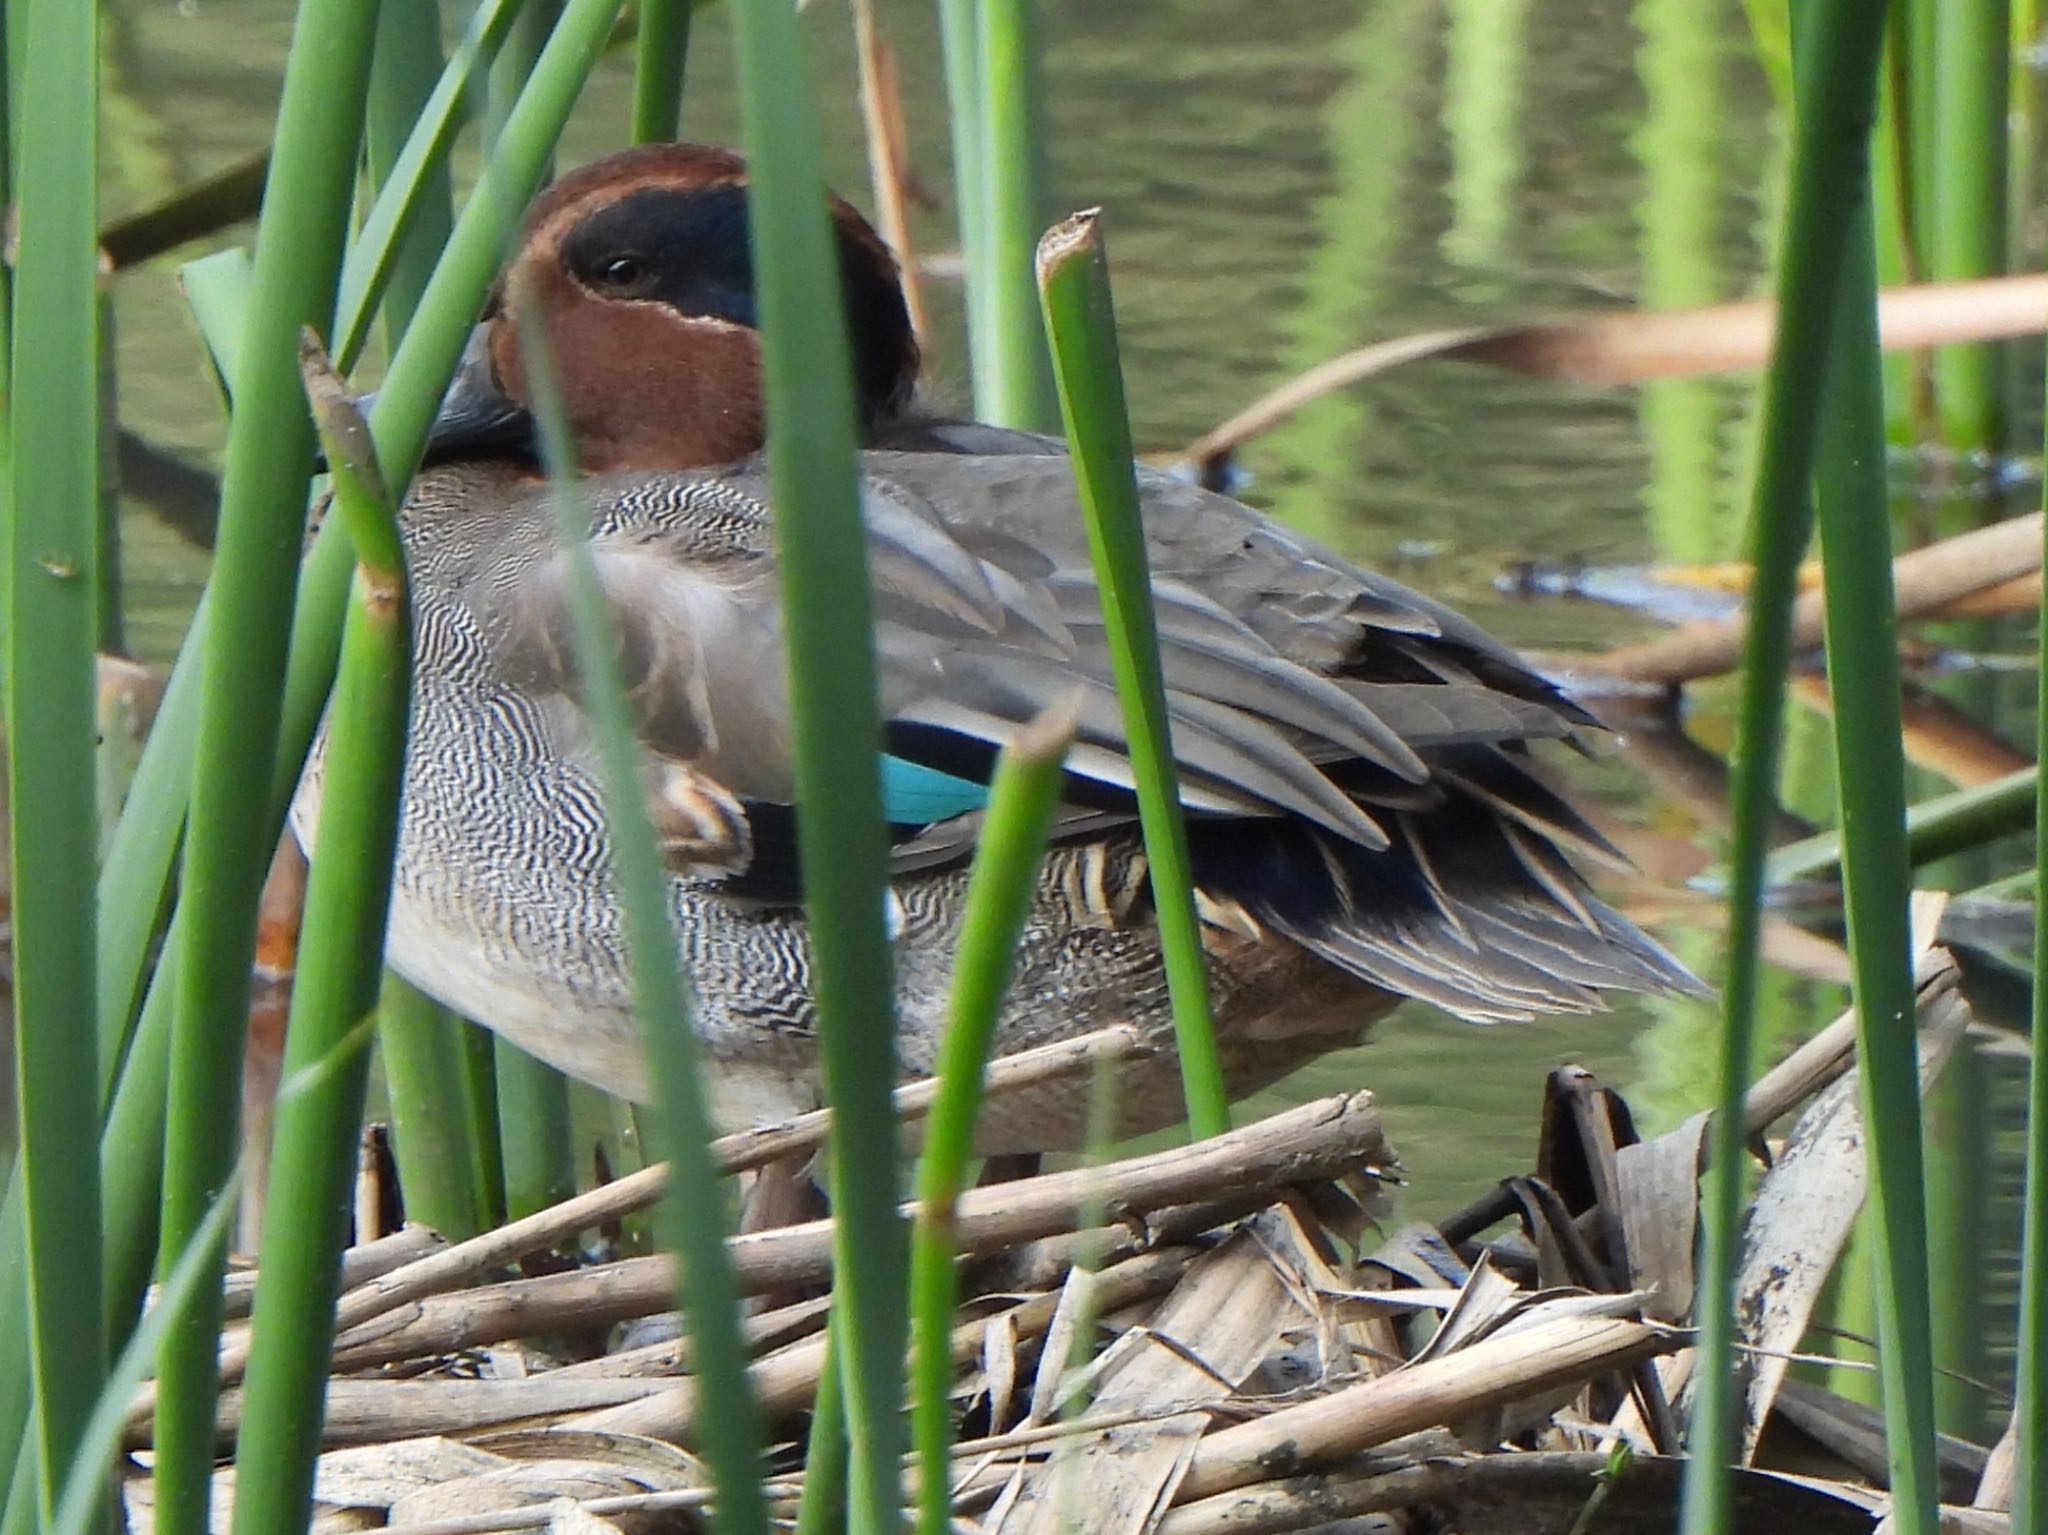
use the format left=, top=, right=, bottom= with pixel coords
left=102, top=0, right=1985, bottom=1216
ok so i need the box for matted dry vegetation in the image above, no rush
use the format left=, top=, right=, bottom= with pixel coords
left=118, top=909, right=2016, bottom=1535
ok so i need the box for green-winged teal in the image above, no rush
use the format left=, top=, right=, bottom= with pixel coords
left=296, top=143, right=1705, bottom=1153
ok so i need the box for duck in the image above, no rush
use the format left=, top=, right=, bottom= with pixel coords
left=296, top=142, right=1705, bottom=1154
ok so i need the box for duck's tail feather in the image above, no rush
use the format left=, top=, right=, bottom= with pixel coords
left=1189, top=782, right=1708, bottom=1020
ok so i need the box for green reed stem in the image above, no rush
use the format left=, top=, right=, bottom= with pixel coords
left=632, top=0, right=692, bottom=142
left=1761, top=763, right=2033, bottom=885
left=727, top=2, right=907, bottom=1527
left=230, top=340, right=409, bottom=1535
left=975, top=0, right=1056, bottom=430
left=794, top=1320, right=849, bottom=1535
left=151, top=0, right=384, bottom=1523
left=1036, top=210, right=1230, bottom=1139
left=910, top=707, right=1073, bottom=1535
left=520, top=311, right=769, bottom=1535
left=379, top=974, right=494, bottom=1239
left=366, top=0, right=452, bottom=346
left=51, top=1168, right=240, bottom=1535
left=1903, top=0, right=1938, bottom=270
left=1813, top=181, right=1941, bottom=1535
left=459, top=1019, right=509, bottom=1225
left=497, top=1044, right=578, bottom=1219
left=2011, top=305, right=2048, bottom=1535
left=361, top=0, right=498, bottom=1246
left=489, top=0, right=560, bottom=150
left=0, top=1205, right=29, bottom=1534
left=1930, top=0, right=2010, bottom=450
left=335, top=0, right=527, bottom=371
left=935, top=0, right=988, bottom=403
left=6, top=0, right=106, bottom=1521
left=100, top=948, right=176, bottom=1343
left=1679, top=3, right=1894, bottom=1532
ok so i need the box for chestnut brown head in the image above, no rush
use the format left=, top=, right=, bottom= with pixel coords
left=451, top=143, right=920, bottom=472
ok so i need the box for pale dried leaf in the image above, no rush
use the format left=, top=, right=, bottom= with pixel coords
left=1615, top=1112, right=1708, bottom=1321
left=982, top=1309, right=1021, bottom=1430
left=1739, top=969, right=1972, bottom=1457
left=989, top=1213, right=1308, bottom=1535
left=1415, top=1255, right=1523, bottom=1362
left=1363, top=1223, right=1471, bottom=1289
left=310, top=1436, right=511, bottom=1507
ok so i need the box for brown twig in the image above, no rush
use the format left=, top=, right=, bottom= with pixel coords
left=1171, top=1315, right=1676, bottom=1503
left=1584, top=513, right=2044, bottom=687
left=325, top=1093, right=1382, bottom=1372
left=1178, top=275, right=2048, bottom=477
left=573, top=1246, right=1198, bottom=1441
left=274, top=1028, right=1138, bottom=1364
left=851, top=0, right=929, bottom=343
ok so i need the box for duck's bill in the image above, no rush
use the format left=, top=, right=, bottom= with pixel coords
left=333, top=324, right=537, bottom=470
left=418, top=326, right=537, bottom=465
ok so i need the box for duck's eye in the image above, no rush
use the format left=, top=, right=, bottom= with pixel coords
left=599, top=254, right=647, bottom=290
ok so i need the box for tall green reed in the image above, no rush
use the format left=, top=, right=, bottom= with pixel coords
left=478, top=0, right=581, bottom=1226
left=909, top=708, right=1073, bottom=1535
left=976, top=0, right=1056, bottom=430
left=49, top=1171, right=240, bottom=1535
left=1037, top=212, right=1229, bottom=1138
left=150, top=0, right=385, bottom=1522
left=6, top=0, right=107, bottom=1522
left=229, top=342, right=409, bottom=1535
left=335, top=0, right=528, bottom=372
left=938, top=0, right=1055, bottom=428
left=1809, top=163, right=1939, bottom=1535
left=1679, top=2, right=1902, bottom=1532
left=936, top=0, right=988, bottom=390
left=726, top=2, right=907, bottom=1527
left=1928, top=0, right=2008, bottom=450
left=362, top=0, right=501, bottom=1250
left=632, top=0, right=693, bottom=143
left=366, top=0, right=452, bottom=345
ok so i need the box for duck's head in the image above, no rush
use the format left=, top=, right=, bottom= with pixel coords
left=434, top=142, right=920, bottom=472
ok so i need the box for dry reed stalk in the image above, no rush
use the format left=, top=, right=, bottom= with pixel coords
left=1587, top=513, right=2044, bottom=686
left=1179, top=274, right=2048, bottom=475
left=573, top=1246, right=1199, bottom=1441
left=199, top=1026, right=1145, bottom=1393
left=1170, top=1313, right=1676, bottom=1503
left=851, top=0, right=929, bottom=341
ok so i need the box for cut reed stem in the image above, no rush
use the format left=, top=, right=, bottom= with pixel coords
left=228, top=336, right=411, bottom=1535
left=910, top=705, right=1074, bottom=1535
left=1036, top=209, right=1231, bottom=1139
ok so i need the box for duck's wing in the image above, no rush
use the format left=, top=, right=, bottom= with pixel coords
left=852, top=449, right=1704, bottom=1013
left=470, top=457, right=1700, bottom=1013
